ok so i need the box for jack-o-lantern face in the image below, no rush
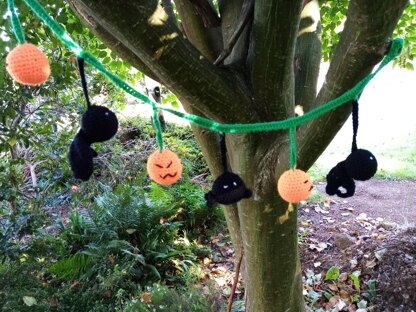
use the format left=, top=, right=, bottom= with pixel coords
left=147, top=149, right=182, bottom=185
left=6, top=43, right=50, bottom=86
left=277, top=169, right=313, bottom=203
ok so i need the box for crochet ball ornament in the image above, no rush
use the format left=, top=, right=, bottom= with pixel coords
left=147, top=149, right=182, bottom=185
left=345, top=149, right=378, bottom=181
left=277, top=169, right=313, bottom=203
left=6, top=43, right=50, bottom=85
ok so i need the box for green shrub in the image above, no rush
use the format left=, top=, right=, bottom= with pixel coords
left=123, top=284, right=220, bottom=312
left=0, top=114, right=225, bottom=311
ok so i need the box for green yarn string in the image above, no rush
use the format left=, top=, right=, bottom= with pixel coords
left=151, top=104, right=164, bottom=151
left=7, top=0, right=25, bottom=44
left=79, top=51, right=153, bottom=104
left=22, top=0, right=82, bottom=54
left=20, top=0, right=404, bottom=135
left=289, top=127, right=296, bottom=169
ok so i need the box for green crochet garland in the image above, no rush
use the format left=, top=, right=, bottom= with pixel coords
left=7, top=0, right=404, bottom=169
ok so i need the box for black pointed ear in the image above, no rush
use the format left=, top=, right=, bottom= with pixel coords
left=244, top=189, right=252, bottom=199
left=205, top=192, right=215, bottom=208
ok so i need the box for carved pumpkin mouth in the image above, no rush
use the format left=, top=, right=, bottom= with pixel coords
left=304, top=179, right=313, bottom=191
left=160, top=172, right=177, bottom=179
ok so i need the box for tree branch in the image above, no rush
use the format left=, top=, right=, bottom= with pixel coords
left=66, top=0, right=159, bottom=81
left=181, top=100, right=244, bottom=261
left=186, top=0, right=221, bottom=27
left=67, top=0, right=253, bottom=122
left=296, top=0, right=408, bottom=170
left=214, top=0, right=254, bottom=66
left=218, top=0, right=252, bottom=66
left=161, top=0, right=177, bottom=26
left=174, top=0, right=223, bottom=61
left=294, top=0, right=321, bottom=109
left=227, top=248, right=244, bottom=312
left=250, top=0, right=303, bottom=121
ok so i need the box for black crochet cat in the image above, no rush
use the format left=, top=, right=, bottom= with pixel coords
left=68, top=105, right=118, bottom=181
left=68, top=57, right=118, bottom=181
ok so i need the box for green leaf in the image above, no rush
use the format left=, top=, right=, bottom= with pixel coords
left=325, top=266, right=340, bottom=281
left=23, top=296, right=37, bottom=306
left=308, top=290, right=321, bottom=304
left=323, top=291, right=333, bottom=300
left=8, top=138, right=17, bottom=147
left=171, top=100, right=179, bottom=109
left=349, top=272, right=361, bottom=292
left=357, top=299, right=367, bottom=308
left=231, top=300, right=245, bottom=312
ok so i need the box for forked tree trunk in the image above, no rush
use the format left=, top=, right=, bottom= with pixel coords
left=66, top=0, right=408, bottom=310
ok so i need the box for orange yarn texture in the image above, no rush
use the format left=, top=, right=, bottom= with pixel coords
left=277, top=169, right=313, bottom=203
left=6, top=43, right=50, bottom=86
left=147, top=149, right=182, bottom=185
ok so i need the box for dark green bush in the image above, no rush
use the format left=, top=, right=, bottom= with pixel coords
left=0, top=115, right=225, bottom=311
left=123, top=284, right=220, bottom=312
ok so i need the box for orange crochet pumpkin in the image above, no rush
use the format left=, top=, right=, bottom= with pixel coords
left=147, top=149, right=182, bottom=185
left=6, top=43, right=50, bottom=86
left=277, top=169, right=313, bottom=203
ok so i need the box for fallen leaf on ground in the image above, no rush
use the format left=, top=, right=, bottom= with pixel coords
left=49, top=296, right=58, bottom=308
left=141, top=292, right=152, bottom=304
left=366, top=258, right=377, bottom=268
left=313, top=261, right=321, bottom=267
left=23, top=296, right=37, bottom=307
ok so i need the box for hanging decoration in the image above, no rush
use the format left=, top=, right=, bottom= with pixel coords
left=277, top=127, right=313, bottom=203
left=145, top=90, right=183, bottom=185
left=5, top=0, right=50, bottom=85
left=326, top=99, right=377, bottom=198
left=147, top=149, right=183, bottom=185
left=205, top=134, right=252, bottom=207
left=325, top=160, right=355, bottom=198
left=5, top=0, right=404, bottom=204
left=278, top=168, right=313, bottom=204
left=68, top=57, right=118, bottom=181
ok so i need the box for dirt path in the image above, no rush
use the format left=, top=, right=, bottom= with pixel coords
left=314, top=179, right=416, bottom=225
left=300, top=179, right=416, bottom=311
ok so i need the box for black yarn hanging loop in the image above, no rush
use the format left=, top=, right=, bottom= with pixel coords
left=220, top=133, right=228, bottom=172
left=77, top=57, right=92, bottom=108
left=351, top=99, right=359, bottom=152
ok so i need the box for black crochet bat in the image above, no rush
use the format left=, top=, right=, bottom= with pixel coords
left=325, top=100, right=377, bottom=198
left=205, top=134, right=252, bottom=207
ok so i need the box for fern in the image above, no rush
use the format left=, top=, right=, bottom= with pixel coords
left=49, top=253, right=95, bottom=280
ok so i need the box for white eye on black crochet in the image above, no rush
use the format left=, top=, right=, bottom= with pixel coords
left=233, top=181, right=237, bottom=186
left=223, top=185, right=229, bottom=189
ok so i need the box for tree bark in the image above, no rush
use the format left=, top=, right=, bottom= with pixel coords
left=175, top=0, right=222, bottom=61
left=295, top=0, right=321, bottom=108
left=65, top=0, right=408, bottom=310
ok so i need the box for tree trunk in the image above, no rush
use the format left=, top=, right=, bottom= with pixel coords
left=65, top=0, right=408, bottom=310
